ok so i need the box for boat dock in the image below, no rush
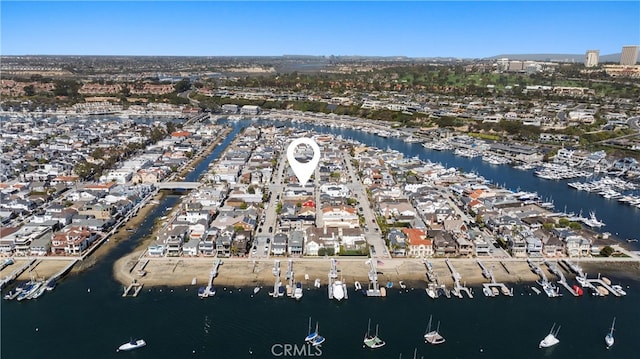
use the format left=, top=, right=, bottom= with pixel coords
left=122, top=279, right=143, bottom=297
left=136, top=259, right=149, bottom=277
left=544, top=260, right=579, bottom=296
left=557, top=259, right=621, bottom=296
left=477, top=260, right=512, bottom=297
left=423, top=259, right=438, bottom=283
left=0, top=258, right=38, bottom=290
left=328, top=258, right=338, bottom=299
left=286, top=259, right=294, bottom=298
left=527, top=258, right=548, bottom=283
left=560, top=259, right=585, bottom=278
left=272, top=260, right=281, bottom=298
left=587, top=274, right=622, bottom=297
left=199, top=259, right=222, bottom=298
left=365, top=259, right=385, bottom=297
left=445, top=259, right=473, bottom=298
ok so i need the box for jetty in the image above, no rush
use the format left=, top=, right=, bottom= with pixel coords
left=477, top=259, right=512, bottom=297
left=445, top=259, right=473, bottom=298
left=122, top=279, right=144, bottom=297
left=544, top=260, right=579, bottom=296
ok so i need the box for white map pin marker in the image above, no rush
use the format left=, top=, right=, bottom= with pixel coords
left=287, top=138, right=320, bottom=187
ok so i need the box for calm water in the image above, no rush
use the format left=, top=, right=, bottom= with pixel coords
left=2, top=119, right=639, bottom=359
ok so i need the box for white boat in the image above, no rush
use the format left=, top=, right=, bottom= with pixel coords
left=332, top=280, right=346, bottom=301
left=314, top=278, right=321, bottom=288
left=17, top=282, right=41, bottom=301
left=29, top=283, right=47, bottom=299
left=482, top=287, right=493, bottom=297
left=539, top=324, right=560, bottom=348
left=253, top=286, right=261, bottom=294
left=399, top=281, right=406, bottom=289
left=117, top=338, right=146, bottom=352
left=363, top=319, right=386, bottom=349
left=294, top=282, right=303, bottom=300
left=354, top=281, right=362, bottom=291
left=425, top=283, right=438, bottom=299
left=424, top=315, right=445, bottom=345
left=531, top=286, right=541, bottom=295
left=605, top=317, right=615, bottom=349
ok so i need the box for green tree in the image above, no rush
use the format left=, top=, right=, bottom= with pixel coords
left=23, top=85, right=36, bottom=96
left=600, top=246, right=614, bottom=257
left=174, top=78, right=191, bottom=93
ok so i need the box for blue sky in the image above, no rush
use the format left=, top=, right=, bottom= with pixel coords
left=1, top=1, right=638, bottom=57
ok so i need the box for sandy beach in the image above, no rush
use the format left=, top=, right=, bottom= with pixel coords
left=110, top=252, right=640, bottom=290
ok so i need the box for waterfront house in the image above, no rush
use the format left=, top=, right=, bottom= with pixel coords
left=288, top=230, right=305, bottom=256
left=232, top=232, right=250, bottom=256
left=469, top=230, right=492, bottom=256
left=542, top=235, right=564, bottom=257
left=216, top=228, right=233, bottom=257
left=147, top=243, right=166, bottom=257
left=198, top=231, right=217, bottom=256
left=305, top=226, right=340, bottom=255
left=403, top=228, right=433, bottom=258
left=388, top=229, right=407, bottom=257
left=160, top=225, right=188, bottom=257
left=340, top=227, right=367, bottom=251
left=271, top=233, right=288, bottom=256
left=51, top=226, right=98, bottom=256
left=182, top=238, right=200, bottom=256
left=429, top=229, right=458, bottom=257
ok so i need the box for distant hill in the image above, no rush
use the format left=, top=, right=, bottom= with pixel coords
left=486, top=52, right=639, bottom=63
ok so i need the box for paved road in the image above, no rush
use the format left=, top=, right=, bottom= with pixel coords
left=343, top=152, right=391, bottom=259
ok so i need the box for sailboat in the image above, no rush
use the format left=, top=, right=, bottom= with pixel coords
left=424, top=315, right=445, bottom=345
left=363, top=319, right=386, bottom=349
left=539, top=323, right=560, bottom=348
left=605, top=317, right=615, bottom=349
left=304, top=317, right=317, bottom=343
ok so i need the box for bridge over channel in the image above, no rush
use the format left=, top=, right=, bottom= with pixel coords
left=156, top=182, right=202, bottom=190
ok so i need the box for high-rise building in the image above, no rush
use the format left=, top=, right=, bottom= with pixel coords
left=585, top=50, right=599, bottom=67
left=620, top=46, right=639, bottom=65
